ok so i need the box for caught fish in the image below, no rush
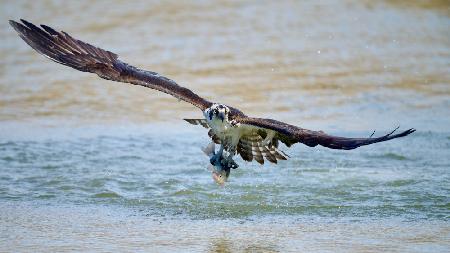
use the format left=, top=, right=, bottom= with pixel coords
left=202, top=142, right=237, bottom=185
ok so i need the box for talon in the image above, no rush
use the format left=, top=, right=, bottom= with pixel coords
left=221, top=156, right=239, bottom=169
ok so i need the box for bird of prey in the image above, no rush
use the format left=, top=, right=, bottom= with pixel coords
left=9, top=19, right=415, bottom=183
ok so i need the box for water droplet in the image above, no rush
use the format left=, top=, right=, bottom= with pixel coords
left=317, top=50, right=321, bottom=54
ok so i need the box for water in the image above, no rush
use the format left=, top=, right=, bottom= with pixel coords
left=1, top=0, right=449, bottom=252
left=0, top=125, right=449, bottom=252
left=0, top=125, right=449, bottom=219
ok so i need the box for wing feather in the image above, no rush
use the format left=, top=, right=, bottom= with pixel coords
left=237, top=117, right=415, bottom=150
left=9, top=19, right=212, bottom=110
left=184, top=119, right=209, bottom=128
left=237, top=132, right=288, bottom=164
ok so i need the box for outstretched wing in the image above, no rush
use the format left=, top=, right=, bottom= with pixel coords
left=9, top=19, right=212, bottom=110
left=236, top=117, right=415, bottom=150
left=184, top=118, right=288, bottom=164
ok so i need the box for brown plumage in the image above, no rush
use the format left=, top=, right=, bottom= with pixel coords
left=9, top=19, right=212, bottom=111
left=236, top=118, right=415, bottom=150
left=10, top=19, right=416, bottom=167
left=236, top=132, right=288, bottom=164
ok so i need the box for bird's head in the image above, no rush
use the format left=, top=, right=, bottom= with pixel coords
left=206, top=103, right=230, bottom=122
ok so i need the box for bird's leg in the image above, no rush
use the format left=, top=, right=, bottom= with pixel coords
left=222, top=136, right=240, bottom=169
left=222, top=148, right=239, bottom=169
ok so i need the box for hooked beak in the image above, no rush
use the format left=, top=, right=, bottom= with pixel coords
left=209, top=110, right=213, bottom=120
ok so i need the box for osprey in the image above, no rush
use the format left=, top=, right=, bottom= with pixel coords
left=9, top=20, right=415, bottom=183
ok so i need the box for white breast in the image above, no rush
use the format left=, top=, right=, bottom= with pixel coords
left=204, top=116, right=237, bottom=149
left=206, top=117, right=232, bottom=138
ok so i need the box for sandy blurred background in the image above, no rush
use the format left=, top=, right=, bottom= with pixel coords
left=1, top=0, right=449, bottom=132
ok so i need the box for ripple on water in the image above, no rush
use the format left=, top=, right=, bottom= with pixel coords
left=384, top=179, right=419, bottom=187
left=0, top=128, right=448, bottom=220
left=92, top=192, right=122, bottom=199
left=368, top=152, right=409, bottom=161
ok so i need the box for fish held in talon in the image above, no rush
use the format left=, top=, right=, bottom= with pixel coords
left=202, top=142, right=231, bottom=185
left=9, top=19, right=416, bottom=183
left=208, top=164, right=228, bottom=186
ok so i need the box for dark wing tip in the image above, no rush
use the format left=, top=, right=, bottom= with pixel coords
left=18, top=19, right=40, bottom=32
left=19, top=18, right=31, bottom=26
left=402, top=128, right=416, bottom=136
left=11, top=19, right=58, bottom=37
left=386, top=127, right=416, bottom=139
left=9, top=19, right=45, bottom=39
left=9, top=19, right=23, bottom=31
left=40, top=24, right=59, bottom=35
left=8, top=19, right=17, bottom=26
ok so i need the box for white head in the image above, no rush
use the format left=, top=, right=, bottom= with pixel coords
left=205, top=103, right=230, bottom=122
